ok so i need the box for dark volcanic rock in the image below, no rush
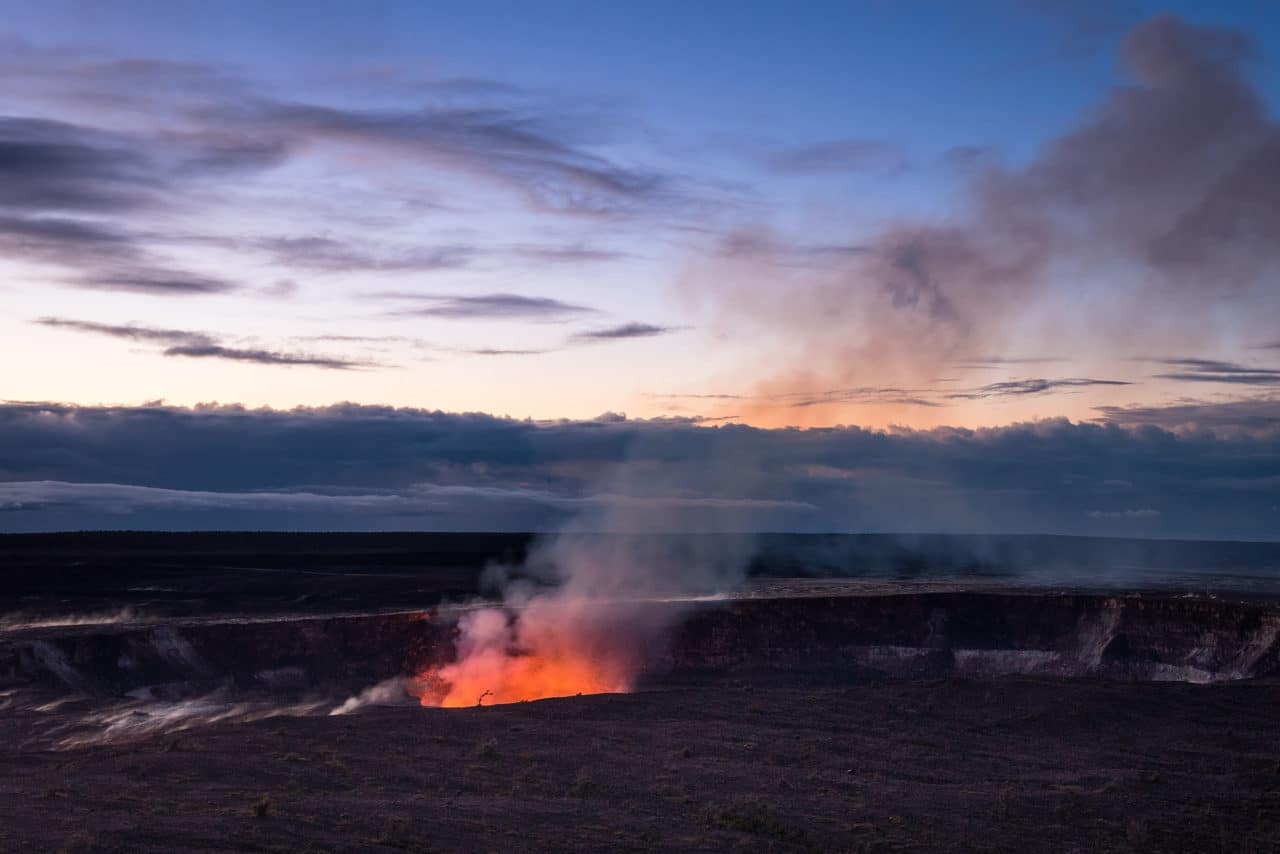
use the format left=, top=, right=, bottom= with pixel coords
left=4, top=591, right=1277, bottom=701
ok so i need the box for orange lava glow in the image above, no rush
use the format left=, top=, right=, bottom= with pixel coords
left=414, top=650, right=631, bottom=708
left=409, top=603, right=642, bottom=707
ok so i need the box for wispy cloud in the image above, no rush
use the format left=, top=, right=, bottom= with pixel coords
left=83, top=271, right=239, bottom=295
left=161, top=344, right=369, bottom=369
left=570, top=322, right=679, bottom=342
left=35, top=317, right=373, bottom=370
left=1097, top=396, right=1280, bottom=436
left=651, top=377, right=1129, bottom=410
left=946, top=378, right=1132, bottom=400
left=507, top=244, right=629, bottom=264
left=396, top=292, right=595, bottom=320
left=35, top=317, right=211, bottom=347
left=466, top=348, right=550, bottom=357
left=252, top=236, right=476, bottom=273
left=236, top=100, right=683, bottom=217
left=1152, top=358, right=1280, bottom=386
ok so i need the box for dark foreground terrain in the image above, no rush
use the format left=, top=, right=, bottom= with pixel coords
left=2, top=676, right=1278, bottom=853
left=3, top=532, right=1280, bottom=852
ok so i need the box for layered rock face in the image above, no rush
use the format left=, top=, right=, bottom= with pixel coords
left=4, top=591, right=1278, bottom=701
left=667, top=593, right=1280, bottom=683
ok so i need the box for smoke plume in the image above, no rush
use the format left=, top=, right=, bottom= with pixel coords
left=413, top=435, right=762, bottom=706
left=683, top=14, right=1280, bottom=425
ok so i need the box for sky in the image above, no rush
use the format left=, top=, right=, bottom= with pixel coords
left=2, top=1, right=1279, bottom=536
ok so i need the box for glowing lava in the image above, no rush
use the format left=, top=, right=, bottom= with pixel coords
left=411, top=600, right=649, bottom=707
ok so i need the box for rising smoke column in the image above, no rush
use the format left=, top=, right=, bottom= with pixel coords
left=414, top=435, right=770, bottom=707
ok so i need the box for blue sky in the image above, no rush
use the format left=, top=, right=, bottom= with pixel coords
left=3, top=1, right=1279, bottom=423
left=1, top=2, right=1279, bottom=534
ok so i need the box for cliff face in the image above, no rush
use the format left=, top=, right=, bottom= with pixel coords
left=666, top=593, right=1280, bottom=683
left=3, top=592, right=1278, bottom=699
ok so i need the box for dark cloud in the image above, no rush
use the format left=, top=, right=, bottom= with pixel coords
left=766, top=138, right=908, bottom=175
left=2, top=56, right=675, bottom=302
left=399, top=293, right=595, bottom=320
left=0, top=116, right=283, bottom=295
left=1097, top=396, right=1280, bottom=436
left=34, top=317, right=211, bottom=347
left=0, top=402, right=1276, bottom=537
left=161, top=345, right=370, bottom=370
left=570, top=323, right=679, bottom=342
left=35, top=317, right=371, bottom=369
left=0, top=117, right=158, bottom=213
left=1152, top=358, right=1280, bottom=386
left=81, top=271, right=240, bottom=295
left=0, top=214, right=140, bottom=271
left=775, top=387, right=945, bottom=409
left=947, top=378, right=1132, bottom=400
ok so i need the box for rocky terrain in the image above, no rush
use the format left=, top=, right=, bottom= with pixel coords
left=3, top=532, right=1279, bottom=852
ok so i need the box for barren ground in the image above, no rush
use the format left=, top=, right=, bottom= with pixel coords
left=3, top=674, right=1279, bottom=853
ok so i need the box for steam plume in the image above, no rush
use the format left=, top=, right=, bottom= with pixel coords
left=684, top=15, right=1280, bottom=425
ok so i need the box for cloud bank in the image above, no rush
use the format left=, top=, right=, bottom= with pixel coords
left=0, top=402, right=1275, bottom=538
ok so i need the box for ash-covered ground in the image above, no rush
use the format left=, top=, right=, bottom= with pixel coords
left=2, top=532, right=1279, bottom=853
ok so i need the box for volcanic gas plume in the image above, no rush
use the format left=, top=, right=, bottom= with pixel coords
left=411, top=529, right=756, bottom=707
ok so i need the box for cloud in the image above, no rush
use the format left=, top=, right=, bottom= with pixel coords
left=0, top=48, right=693, bottom=306
left=1096, top=396, right=1280, bottom=436
left=466, top=348, right=550, bottom=357
left=0, top=402, right=1277, bottom=537
left=253, top=236, right=476, bottom=273
left=766, top=138, right=908, bottom=175
left=946, top=378, right=1132, bottom=400
left=80, top=271, right=240, bottom=295
left=651, top=378, right=1128, bottom=411
left=0, top=117, right=158, bottom=213
left=35, top=317, right=372, bottom=369
left=1152, top=358, right=1280, bottom=386
left=35, top=317, right=211, bottom=347
left=234, top=100, right=682, bottom=217
left=0, top=119, right=276, bottom=299
left=398, top=293, right=595, bottom=320
left=507, top=244, right=629, bottom=264
left=570, top=323, right=679, bottom=342
left=161, top=344, right=370, bottom=370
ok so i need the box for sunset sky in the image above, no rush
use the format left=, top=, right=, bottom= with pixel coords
left=3, top=1, right=1279, bottom=536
